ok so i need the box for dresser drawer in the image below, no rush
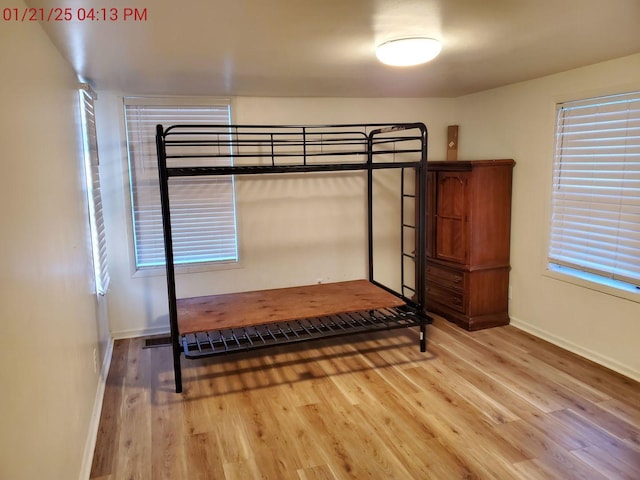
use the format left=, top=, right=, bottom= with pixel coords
left=426, top=263, right=465, bottom=291
left=426, top=282, right=466, bottom=313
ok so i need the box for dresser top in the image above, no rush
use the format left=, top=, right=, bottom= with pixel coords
left=427, top=159, right=515, bottom=170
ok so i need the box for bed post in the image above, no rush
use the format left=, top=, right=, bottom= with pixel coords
left=417, top=124, right=429, bottom=352
left=156, top=125, right=183, bottom=393
left=366, top=132, right=374, bottom=282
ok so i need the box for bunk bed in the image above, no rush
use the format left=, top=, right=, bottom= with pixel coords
left=156, top=123, right=432, bottom=393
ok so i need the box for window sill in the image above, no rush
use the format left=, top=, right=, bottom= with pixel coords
left=132, top=259, right=242, bottom=278
left=545, top=264, right=640, bottom=304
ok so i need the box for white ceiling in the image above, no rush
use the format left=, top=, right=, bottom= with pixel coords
left=27, top=0, right=640, bottom=97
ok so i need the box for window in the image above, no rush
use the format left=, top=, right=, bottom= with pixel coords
left=548, top=91, right=640, bottom=290
left=123, top=98, right=238, bottom=269
left=79, top=85, right=110, bottom=295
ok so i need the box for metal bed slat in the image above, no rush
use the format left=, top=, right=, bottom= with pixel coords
left=242, top=328, right=254, bottom=346
left=377, top=310, right=391, bottom=328
left=206, top=332, right=216, bottom=352
left=346, top=311, right=372, bottom=328
left=255, top=328, right=267, bottom=345
left=301, top=318, right=316, bottom=333
left=303, top=318, right=325, bottom=335
left=231, top=330, right=241, bottom=348
left=330, top=315, right=347, bottom=330
left=266, top=326, right=279, bottom=342
left=276, top=324, right=289, bottom=340
left=317, top=318, right=334, bottom=333
left=286, top=322, right=301, bottom=338
left=296, top=320, right=313, bottom=336
left=338, top=312, right=361, bottom=328
left=195, top=332, right=204, bottom=352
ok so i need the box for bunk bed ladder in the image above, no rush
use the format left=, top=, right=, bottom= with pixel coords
left=400, top=166, right=429, bottom=352
left=400, top=167, right=417, bottom=302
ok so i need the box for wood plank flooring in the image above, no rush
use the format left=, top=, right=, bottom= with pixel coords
left=90, top=316, right=640, bottom=479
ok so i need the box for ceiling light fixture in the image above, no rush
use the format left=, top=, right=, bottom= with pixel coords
left=376, top=37, right=442, bottom=67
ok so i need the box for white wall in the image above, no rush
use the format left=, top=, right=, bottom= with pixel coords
left=455, top=53, right=640, bottom=380
left=98, top=95, right=454, bottom=337
left=0, top=4, right=110, bottom=479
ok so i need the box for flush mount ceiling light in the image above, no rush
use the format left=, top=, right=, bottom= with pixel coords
left=376, top=37, right=442, bottom=67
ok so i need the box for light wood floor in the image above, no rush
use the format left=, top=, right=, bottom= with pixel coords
left=90, top=316, right=640, bottom=479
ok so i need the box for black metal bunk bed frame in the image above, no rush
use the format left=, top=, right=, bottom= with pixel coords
left=156, top=123, right=431, bottom=393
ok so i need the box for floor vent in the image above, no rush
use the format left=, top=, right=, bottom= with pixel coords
left=143, top=336, right=172, bottom=348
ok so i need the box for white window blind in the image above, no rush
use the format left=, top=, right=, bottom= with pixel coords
left=123, top=99, right=238, bottom=269
left=79, top=86, right=110, bottom=295
left=549, top=91, right=640, bottom=286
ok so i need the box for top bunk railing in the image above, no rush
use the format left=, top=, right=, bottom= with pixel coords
left=156, top=123, right=427, bottom=176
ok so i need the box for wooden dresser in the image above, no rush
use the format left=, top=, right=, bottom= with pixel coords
left=425, top=159, right=515, bottom=330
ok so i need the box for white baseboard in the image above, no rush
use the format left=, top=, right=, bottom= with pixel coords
left=111, top=326, right=170, bottom=340
left=509, top=316, right=640, bottom=383
left=79, top=337, right=114, bottom=480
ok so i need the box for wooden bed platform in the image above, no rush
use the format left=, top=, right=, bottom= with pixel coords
left=177, top=280, right=405, bottom=334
